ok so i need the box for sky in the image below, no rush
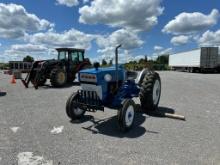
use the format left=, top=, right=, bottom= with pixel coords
left=0, top=0, right=220, bottom=63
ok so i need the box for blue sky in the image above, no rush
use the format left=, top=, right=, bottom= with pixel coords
left=0, top=0, right=220, bottom=63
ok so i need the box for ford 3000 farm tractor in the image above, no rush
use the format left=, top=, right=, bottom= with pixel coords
left=66, top=45, right=161, bottom=132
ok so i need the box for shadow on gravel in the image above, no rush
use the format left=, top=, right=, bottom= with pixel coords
left=70, top=115, right=94, bottom=124
left=147, top=107, right=175, bottom=118
left=73, top=113, right=158, bottom=138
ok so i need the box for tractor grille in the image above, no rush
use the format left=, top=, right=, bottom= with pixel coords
left=80, top=73, right=97, bottom=83
left=75, top=90, right=104, bottom=112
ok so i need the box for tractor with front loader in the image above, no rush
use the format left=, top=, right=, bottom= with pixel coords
left=66, top=45, right=161, bottom=132
left=21, top=48, right=91, bottom=89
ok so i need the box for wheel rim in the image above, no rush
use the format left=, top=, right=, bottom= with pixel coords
left=125, top=105, right=134, bottom=127
left=153, top=79, right=161, bottom=105
left=73, top=107, right=84, bottom=116
left=57, top=72, right=65, bottom=84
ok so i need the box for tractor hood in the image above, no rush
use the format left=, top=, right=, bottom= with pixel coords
left=79, top=66, right=126, bottom=84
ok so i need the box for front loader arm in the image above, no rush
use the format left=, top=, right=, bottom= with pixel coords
left=21, top=61, right=44, bottom=88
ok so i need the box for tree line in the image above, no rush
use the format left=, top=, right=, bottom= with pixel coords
left=100, top=54, right=169, bottom=71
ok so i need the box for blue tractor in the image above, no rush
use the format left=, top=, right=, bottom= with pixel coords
left=66, top=45, right=161, bottom=132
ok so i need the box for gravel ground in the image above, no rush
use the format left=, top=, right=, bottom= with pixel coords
left=0, top=71, right=220, bottom=165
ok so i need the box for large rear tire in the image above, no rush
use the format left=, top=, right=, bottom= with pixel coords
left=66, top=92, right=85, bottom=120
left=50, top=68, right=67, bottom=87
left=139, top=72, right=161, bottom=113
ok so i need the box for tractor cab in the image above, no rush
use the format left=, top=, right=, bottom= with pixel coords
left=56, top=48, right=85, bottom=64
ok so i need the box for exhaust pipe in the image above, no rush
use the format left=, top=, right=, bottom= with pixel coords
left=115, top=44, right=122, bottom=89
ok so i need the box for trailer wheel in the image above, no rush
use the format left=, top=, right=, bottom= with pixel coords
left=66, top=92, right=85, bottom=120
left=50, top=68, right=67, bottom=87
left=117, top=99, right=136, bottom=132
left=139, top=72, right=161, bottom=113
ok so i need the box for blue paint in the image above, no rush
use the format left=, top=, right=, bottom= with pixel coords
left=78, top=66, right=140, bottom=109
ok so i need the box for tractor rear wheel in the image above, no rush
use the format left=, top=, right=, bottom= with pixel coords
left=139, top=72, right=161, bottom=113
left=50, top=68, right=67, bottom=87
left=117, top=99, right=136, bottom=132
left=66, top=92, right=85, bottom=120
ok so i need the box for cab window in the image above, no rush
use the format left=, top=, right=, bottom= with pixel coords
left=58, top=51, right=66, bottom=60
left=71, top=52, right=79, bottom=63
left=78, top=52, right=84, bottom=62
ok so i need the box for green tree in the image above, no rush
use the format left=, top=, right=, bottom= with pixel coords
left=109, top=59, right=113, bottom=66
left=156, top=55, right=169, bottom=64
left=23, top=55, right=34, bottom=62
left=144, top=55, right=148, bottom=62
left=101, top=59, right=107, bottom=66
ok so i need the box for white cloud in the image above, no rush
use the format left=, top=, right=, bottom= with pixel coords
left=56, top=0, right=79, bottom=7
left=3, top=28, right=97, bottom=62
left=4, top=43, right=62, bottom=61
left=79, top=0, right=164, bottom=31
left=97, top=29, right=143, bottom=50
left=152, top=47, right=172, bottom=57
left=158, top=48, right=172, bottom=55
left=171, top=35, right=190, bottom=45
left=96, top=29, right=144, bottom=62
left=4, top=44, right=51, bottom=61
left=10, top=44, right=47, bottom=52
left=0, top=3, right=54, bottom=39
left=154, top=45, right=163, bottom=51
left=27, top=29, right=96, bottom=49
left=162, top=9, right=219, bottom=35
left=198, top=29, right=220, bottom=46
left=0, top=43, right=1, bottom=47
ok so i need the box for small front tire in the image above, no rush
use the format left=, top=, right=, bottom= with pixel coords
left=66, top=92, right=85, bottom=120
left=117, top=99, right=136, bottom=132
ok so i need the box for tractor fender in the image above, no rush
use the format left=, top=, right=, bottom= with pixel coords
left=76, top=61, right=91, bottom=71
left=135, top=68, right=152, bottom=86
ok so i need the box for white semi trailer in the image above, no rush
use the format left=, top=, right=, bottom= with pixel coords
left=169, top=47, right=220, bottom=72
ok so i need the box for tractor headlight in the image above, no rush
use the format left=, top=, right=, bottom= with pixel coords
left=104, top=74, right=112, bottom=82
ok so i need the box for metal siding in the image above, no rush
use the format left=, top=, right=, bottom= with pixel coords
left=169, top=49, right=201, bottom=67
left=201, top=47, right=218, bottom=68
left=169, top=47, right=219, bottom=68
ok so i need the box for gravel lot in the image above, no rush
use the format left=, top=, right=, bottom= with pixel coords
left=0, top=71, right=220, bottom=165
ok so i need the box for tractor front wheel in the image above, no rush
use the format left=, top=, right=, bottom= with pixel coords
left=50, top=68, right=67, bottom=87
left=66, top=92, right=85, bottom=120
left=139, top=72, right=161, bottom=113
left=117, top=99, right=136, bottom=132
